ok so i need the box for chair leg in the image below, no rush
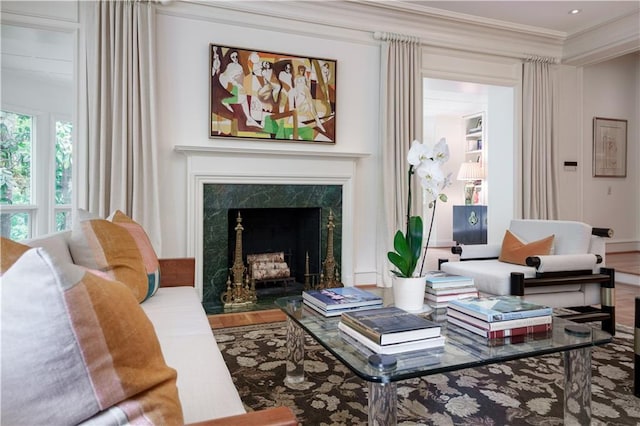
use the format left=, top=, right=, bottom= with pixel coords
left=510, top=272, right=525, bottom=296
left=600, top=267, right=616, bottom=336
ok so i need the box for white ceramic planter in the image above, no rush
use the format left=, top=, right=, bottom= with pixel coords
left=392, top=275, right=427, bottom=312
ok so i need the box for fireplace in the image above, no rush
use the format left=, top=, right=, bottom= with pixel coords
left=227, top=207, right=321, bottom=286
left=202, top=183, right=342, bottom=312
left=175, top=144, right=367, bottom=313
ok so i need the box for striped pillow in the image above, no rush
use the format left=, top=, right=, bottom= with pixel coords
left=109, top=210, right=161, bottom=300
left=0, top=237, right=30, bottom=274
left=1, top=246, right=183, bottom=425
left=69, top=212, right=148, bottom=303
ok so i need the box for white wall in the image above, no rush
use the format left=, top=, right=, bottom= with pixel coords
left=154, top=5, right=381, bottom=283
left=486, top=85, right=515, bottom=244
left=582, top=52, right=640, bottom=249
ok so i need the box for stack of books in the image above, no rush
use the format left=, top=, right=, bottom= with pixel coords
left=446, top=295, right=553, bottom=339
left=338, top=306, right=445, bottom=354
left=302, top=287, right=383, bottom=317
left=424, top=271, right=478, bottom=308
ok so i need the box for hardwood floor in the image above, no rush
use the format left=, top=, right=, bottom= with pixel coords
left=209, top=251, right=640, bottom=330
left=606, top=251, right=640, bottom=328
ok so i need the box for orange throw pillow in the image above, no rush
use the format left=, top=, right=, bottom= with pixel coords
left=499, top=230, right=555, bottom=266
left=0, top=237, right=30, bottom=275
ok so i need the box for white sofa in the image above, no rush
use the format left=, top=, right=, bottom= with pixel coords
left=440, top=219, right=615, bottom=334
left=21, top=231, right=296, bottom=426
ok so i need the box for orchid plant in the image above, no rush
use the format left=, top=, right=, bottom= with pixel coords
left=387, top=138, right=451, bottom=278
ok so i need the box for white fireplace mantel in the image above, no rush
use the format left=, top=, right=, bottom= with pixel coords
left=175, top=144, right=370, bottom=300
left=174, top=144, right=370, bottom=160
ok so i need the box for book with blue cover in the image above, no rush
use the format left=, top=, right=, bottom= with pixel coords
left=447, top=295, right=552, bottom=322
left=425, top=271, right=474, bottom=289
left=302, top=287, right=383, bottom=311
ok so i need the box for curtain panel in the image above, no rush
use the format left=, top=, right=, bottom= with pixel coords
left=377, top=32, right=422, bottom=287
left=80, top=0, right=162, bottom=251
left=522, top=59, right=559, bottom=220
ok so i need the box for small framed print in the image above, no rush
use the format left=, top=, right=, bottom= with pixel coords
left=593, top=117, right=627, bottom=177
left=210, top=44, right=336, bottom=144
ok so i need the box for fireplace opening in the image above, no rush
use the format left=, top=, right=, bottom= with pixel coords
left=227, top=207, right=321, bottom=295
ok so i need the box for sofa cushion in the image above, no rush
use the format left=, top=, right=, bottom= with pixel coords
left=141, top=287, right=246, bottom=423
left=24, top=230, right=74, bottom=264
left=499, top=230, right=554, bottom=266
left=1, top=247, right=183, bottom=425
left=109, top=210, right=161, bottom=300
left=69, top=212, right=148, bottom=302
left=441, top=259, right=583, bottom=299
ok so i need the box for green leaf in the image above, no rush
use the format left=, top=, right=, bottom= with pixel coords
left=439, top=193, right=448, bottom=203
left=388, top=230, right=412, bottom=277
left=387, top=252, right=409, bottom=277
left=407, top=216, right=423, bottom=274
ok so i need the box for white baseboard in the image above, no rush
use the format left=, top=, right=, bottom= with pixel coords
left=606, top=240, right=640, bottom=253
left=616, top=272, right=640, bottom=286
left=353, top=271, right=378, bottom=286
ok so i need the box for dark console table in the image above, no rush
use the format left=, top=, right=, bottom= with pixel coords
left=453, top=205, right=487, bottom=245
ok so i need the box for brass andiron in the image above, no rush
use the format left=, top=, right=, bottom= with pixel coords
left=221, top=212, right=256, bottom=308
left=317, top=209, right=343, bottom=289
left=304, top=251, right=319, bottom=290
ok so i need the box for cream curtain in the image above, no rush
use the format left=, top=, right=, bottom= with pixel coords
left=522, top=59, right=559, bottom=220
left=376, top=32, right=422, bottom=287
left=80, top=0, right=162, bottom=250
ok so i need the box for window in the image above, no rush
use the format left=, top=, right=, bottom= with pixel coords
left=55, top=119, right=73, bottom=232
left=0, top=110, right=73, bottom=240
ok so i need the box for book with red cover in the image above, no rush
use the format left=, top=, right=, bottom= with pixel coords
left=447, top=295, right=552, bottom=322
left=447, top=306, right=552, bottom=331
left=447, top=314, right=552, bottom=339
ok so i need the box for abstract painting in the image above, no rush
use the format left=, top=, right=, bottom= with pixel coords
left=210, top=44, right=336, bottom=144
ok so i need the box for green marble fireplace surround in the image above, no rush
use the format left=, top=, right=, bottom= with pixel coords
left=202, top=183, right=342, bottom=312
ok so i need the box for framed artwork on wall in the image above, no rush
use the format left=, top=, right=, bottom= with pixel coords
left=593, top=117, right=627, bottom=177
left=210, top=44, right=337, bottom=144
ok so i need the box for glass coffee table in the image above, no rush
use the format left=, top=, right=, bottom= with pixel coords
left=275, top=295, right=612, bottom=426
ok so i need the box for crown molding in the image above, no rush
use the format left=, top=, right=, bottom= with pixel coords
left=171, top=0, right=639, bottom=64
left=175, top=0, right=563, bottom=60
left=563, top=11, right=640, bottom=66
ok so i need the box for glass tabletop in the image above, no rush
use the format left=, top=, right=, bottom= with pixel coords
left=275, top=295, right=613, bottom=383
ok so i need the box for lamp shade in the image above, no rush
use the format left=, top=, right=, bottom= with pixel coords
left=457, top=161, right=485, bottom=181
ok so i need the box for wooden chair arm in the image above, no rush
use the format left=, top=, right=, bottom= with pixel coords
left=186, top=406, right=297, bottom=426
left=158, top=257, right=195, bottom=287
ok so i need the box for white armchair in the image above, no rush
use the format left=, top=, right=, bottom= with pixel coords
left=440, top=219, right=615, bottom=335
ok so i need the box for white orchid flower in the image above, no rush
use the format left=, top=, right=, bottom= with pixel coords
left=432, top=137, right=450, bottom=164
left=407, top=140, right=432, bottom=167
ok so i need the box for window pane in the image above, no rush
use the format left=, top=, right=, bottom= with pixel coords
left=0, top=211, right=30, bottom=240
left=0, top=110, right=32, bottom=205
left=55, top=120, right=73, bottom=205
left=55, top=209, right=72, bottom=232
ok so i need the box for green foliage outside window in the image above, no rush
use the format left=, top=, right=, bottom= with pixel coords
left=0, top=111, right=32, bottom=205
left=0, top=112, right=74, bottom=239
left=0, top=111, right=32, bottom=239
left=55, top=120, right=73, bottom=206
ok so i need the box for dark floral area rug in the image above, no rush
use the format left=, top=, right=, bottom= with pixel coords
left=214, top=322, right=640, bottom=425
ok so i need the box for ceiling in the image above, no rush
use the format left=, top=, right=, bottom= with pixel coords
left=386, top=1, right=640, bottom=36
